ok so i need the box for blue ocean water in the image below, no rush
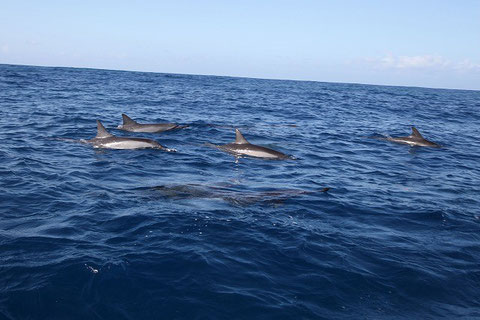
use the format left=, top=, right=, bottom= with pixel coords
left=0, top=63, right=479, bottom=319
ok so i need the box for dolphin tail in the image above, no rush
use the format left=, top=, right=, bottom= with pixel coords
left=173, top=124, right=189, bottom=130
left=96, top=120, right=114, bottom=138
left=122, top=113, right=138, bottom=125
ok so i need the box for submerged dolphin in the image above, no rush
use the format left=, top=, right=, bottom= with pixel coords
left=214, top=129, right=290, bottom=159
left=386, top=127, right=440, bottom=147
left=117, top=114, right=183, bottom=133
left=86, top=120, right=173, bottom=150
left=147, top=183, right=329, bottom=206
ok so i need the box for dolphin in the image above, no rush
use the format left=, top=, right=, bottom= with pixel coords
left=214, top=129, right=291, bottom=159
left=386, top=127, right=440, bottom=147
left=86, top=120, right=173, bottom=150
left=148, top=183, right=329, bottom=206
left=117, top=113, right=183, bottom=133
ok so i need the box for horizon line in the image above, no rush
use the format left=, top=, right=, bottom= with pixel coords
left=1, top=62, right=478, bottom=93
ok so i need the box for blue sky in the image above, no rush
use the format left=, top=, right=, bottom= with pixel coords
left=1, top=0, right=479, bottom=90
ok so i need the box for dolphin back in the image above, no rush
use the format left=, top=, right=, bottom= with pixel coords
left=122, top=114, right=138, bottom=126
left=235, top=129, right=249, bottom=144
left=411, top=127, right=424, bottom=139
left=96, top=120, right=113, bottom=138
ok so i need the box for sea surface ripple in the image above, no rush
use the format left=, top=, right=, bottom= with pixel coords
left=1, top=64, right=479, bottom=319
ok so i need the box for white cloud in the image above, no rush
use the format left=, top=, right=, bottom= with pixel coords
left=364, top=54, right=480, bottom=72
left=26, top=40, right=40, bottom=46
left=454, top=59, right=480, bottom=72
left=1, top=44, right=9, bottom=53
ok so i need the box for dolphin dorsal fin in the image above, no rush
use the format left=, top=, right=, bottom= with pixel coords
left=122, top=114, right=138, bottom=125
left=96, top=120, right=113, bottom=138
left=411, top=127, right=424, bottom=139
left=234, top=129, right=249, bottom=144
